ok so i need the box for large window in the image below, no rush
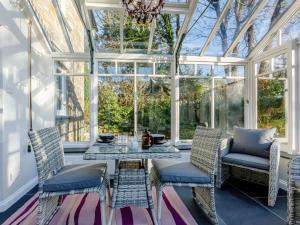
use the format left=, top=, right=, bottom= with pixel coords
left=54, top=60, right=90, bottom=142
left=97, top=61, right=171, bottom=137
left=98, top=76, right=134, bottom=135
left=179, top=64, right=245, bottom=139
left=137, top=77, right=171, bottom=138
left=256, top=53, right=288, bottom=138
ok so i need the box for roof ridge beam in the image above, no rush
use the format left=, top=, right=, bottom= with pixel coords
left=199, top=0, right=233, bottom=56
left=248, top=0, right=300, bottom=59
left=223, top=0, right=268, bottom=57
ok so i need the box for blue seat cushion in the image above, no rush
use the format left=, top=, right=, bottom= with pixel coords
left=222, top=153, right=269, bottom=171
left=43, top=163, right=107, bottom=192
left=231, top=127, right=276, bottom=158
left=152, top=159, right=211, bottom=184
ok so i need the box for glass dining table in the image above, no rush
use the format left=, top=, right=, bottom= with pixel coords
left=83, top=143, right=181, bottom=225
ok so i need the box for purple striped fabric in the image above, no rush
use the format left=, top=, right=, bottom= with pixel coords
left=3, top=187, right=197, bottom=225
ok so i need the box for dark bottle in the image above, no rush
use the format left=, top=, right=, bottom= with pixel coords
left=142, top=129, right=152, bottom=149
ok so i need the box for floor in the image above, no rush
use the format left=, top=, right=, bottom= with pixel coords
left=0, top=178, right=287, bottom=225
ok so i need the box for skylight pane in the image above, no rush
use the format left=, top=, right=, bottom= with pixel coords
left=151, top=14, right=185, bottom=54
left=205, top=0, right=260, bottom=56
left=124, top=18, right=150, bottom=53
left=93, top=10, right=121, bottom=53
left=57, top=0, right=88, bottom=53
left=234, top=0, right=295, bottom=57
left=180, top=0, right=227, bottom=55
left=281, top=9, right=300, bottom=44
left=29, top=0, right=69, bottom=52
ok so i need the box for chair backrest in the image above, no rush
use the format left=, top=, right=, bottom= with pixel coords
left=190, top=126, right=222, bottom=176
left=28, top=127, right=64, bottom=188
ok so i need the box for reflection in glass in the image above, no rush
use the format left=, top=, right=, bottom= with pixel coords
left=214, top=79, right=244, bottom=133
left=156, top=63, right=172, bottom=75
left=196, top=64, right=211, bottom=77
left=179, top=64, right=194, bottom=75
left=274, top=54, right=287, bottom=70
left=98, top=77, right=134, bottom=135
left=117, top=62, right=134, bottom=74
left=55, top=75, right=90, bottom=141
left=179, top=78, right=211, bottom=139
left=257, top=72, right=287, bottom=137
left=98, top=61, right=115, bottom=74
left=137, top=77, right=171, bottom=138
left=214, top=65, right=229, bottom=77
left=137, top=63, right=153, bottom=75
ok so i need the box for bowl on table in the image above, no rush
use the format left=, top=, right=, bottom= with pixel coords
left=151, top=134, right=166, bottom=145
left=97, top=134, right=115, bottom=143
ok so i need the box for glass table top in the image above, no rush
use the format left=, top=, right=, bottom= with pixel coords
left=84, top=143, right=180, bottom=160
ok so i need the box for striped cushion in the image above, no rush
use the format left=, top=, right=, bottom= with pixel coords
left=43, top=163, right=107, bottom=192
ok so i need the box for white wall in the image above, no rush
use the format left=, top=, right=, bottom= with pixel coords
left=0, top=0, right=54, bottom=211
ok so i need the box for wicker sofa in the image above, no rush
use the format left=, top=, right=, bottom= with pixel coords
left=217, top=127, right=280, bottom=207
left=288, top=154, right=300, bottom=225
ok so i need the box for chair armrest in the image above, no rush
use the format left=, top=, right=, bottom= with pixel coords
left=269, top=140, right=280, bottom=172
left=289, top=155, right=300, bottom=187
left=220, top=137, right=232, bottom=157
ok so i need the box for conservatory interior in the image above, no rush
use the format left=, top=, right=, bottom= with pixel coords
left=2, top=0, right=300, bottom=224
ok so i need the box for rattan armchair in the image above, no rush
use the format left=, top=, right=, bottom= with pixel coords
left=28, top=127, right=109, bottom=225
left=217, top=131, right=280, bottom=207
left=151, top=127, right=222, bottom=225
left=288, top=155, right=300, bottom=225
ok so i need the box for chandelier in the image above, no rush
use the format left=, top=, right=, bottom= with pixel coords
left=122, top=0, right=165, bottom=23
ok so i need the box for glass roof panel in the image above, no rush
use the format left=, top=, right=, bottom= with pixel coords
left=123, top=17, right=150, bottom=53
left=281, top=9, right=300, bottom=44
left=205, top=0, right=260, bottom=56
left=93, top=10, right=121, bottom=53
left=29, top=0, right=69, bottom=52
left=151, top=14, right=185, bottom=55
left=233, top=0, right=295, bottom=57
left=57, top=0, right=88, bottom=53
left=180, top=0, right=227, bottom=55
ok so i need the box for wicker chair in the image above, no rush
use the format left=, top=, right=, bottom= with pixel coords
left=216, top=128, right=280, bottom=207
left=151, top=127, right=222, bottom=225
left=28, top=127, right=109, bottom=225
left=288, top=155, right=300, bottom=225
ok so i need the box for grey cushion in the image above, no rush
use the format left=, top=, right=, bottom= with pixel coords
left=152, top=159, right=211, bottom=184
left=231, top=127, right=276, bottom=158
left=43, top=163, right=107, bottom=192
left=222, top=153, right=269, bottom=171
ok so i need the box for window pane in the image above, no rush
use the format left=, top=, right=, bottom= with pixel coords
left=179, top=78, right=211, bottom=139
left=214, top=65, right=229, bottom=77
left=214, top=79, right=244, bottom=133
left=155, top=63, right=171, bottom=75
left=257, top=73, right=287, bottom=137
left=117, top=62, right=134, bottom=74
left=98, top=61, right=115, bottom=74
left=137, top=77, right=171, bottom=138
left=256, top=60, right=271, bottom=75
left=196, top=64, right=211, bottom=77
left=98, top=77, right=134, bottom=135
left=231, top=65, right=245, bottom=77
left=74, top=61, right=90, bottom=74
left=179, top=64, right=194, bottom=76
left=274, top=54, right=287, bottom=70
left=137, top=63, right=153, bottom=75
left=55, top=75, right=90, bottom=141
left=54, top=61, right=72, bottom=74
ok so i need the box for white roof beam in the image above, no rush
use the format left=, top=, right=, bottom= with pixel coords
left=174, top=0, right=197, bottom=55
left=52, top=0, right=74, bottom=53
left=199, top=0, right=233, bottom=56
left=224, top=0, right=268, bottom=57
left=248, top=0, right=300, bottom=59
left=147, top=19, right=156, bottom=54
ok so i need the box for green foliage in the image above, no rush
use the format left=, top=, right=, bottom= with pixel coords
left=257, top=78, right=286, bottom=137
